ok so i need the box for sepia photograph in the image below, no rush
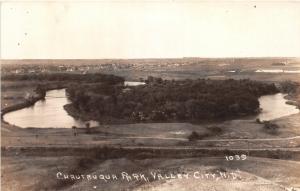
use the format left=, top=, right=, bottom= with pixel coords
left=1, top=1, right=300, bottom=190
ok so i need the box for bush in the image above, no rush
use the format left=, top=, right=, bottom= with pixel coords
left=263, top=121, right=279, bottom=129
left=208, top=126, right=222, bottom=134
left=188, top=131, right=202, bottom=141
left=263, top=121, right=280, bottom=135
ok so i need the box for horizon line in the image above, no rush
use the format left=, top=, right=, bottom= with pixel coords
left=2, top=56, right=299, bottom=61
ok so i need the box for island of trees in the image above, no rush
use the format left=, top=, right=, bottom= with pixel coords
left=65, top=76, right=279, bottom=123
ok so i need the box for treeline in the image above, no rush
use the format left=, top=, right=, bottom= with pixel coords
left=2, top=73, right=124, bottom=84
left=66, top=77, right=279, bottom=123
left=279, top=80, right=299, bottom=93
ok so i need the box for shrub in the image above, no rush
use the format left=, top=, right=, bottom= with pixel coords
left=188, top=131, right=201, bottom=141
left=256, top=118, right=261, bottom=123
left=263, top=121, right=280, bottom=135
left=208, top=126, right=222, bottom=134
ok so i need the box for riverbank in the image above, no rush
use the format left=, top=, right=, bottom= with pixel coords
left=284, top=89, right=300, bottom=109
left=1, top=95, right=44, bottom=120
left=1, top=81, right=66, bottom=118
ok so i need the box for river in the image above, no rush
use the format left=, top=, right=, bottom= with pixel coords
left=257, top=93, right=299, bottom=121
left=3, top=81, right=145, bottom=128
left=255, top=69, right=300, bottom=73
left=3, top=88, right=299, bottom=128
left=3, top=89, right=99, bottom=128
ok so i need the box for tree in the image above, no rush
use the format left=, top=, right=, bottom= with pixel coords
left=72, top=126, right=77, bottom=136
left=85, top=122, right=91, bottom=134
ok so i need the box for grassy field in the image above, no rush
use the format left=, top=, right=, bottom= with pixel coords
left=2, top=156, right=300, bottom=191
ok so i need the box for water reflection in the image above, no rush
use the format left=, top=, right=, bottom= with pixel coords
left=256, top=69, right=300, bottom=73
left=3, top=89, right=99, bottom=128
left=124, top=81, right=145, bottom=86
left=257, top=93, right=299, bottom=121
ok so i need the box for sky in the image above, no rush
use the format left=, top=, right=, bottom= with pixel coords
left=1, top=1, right=300, bottom=59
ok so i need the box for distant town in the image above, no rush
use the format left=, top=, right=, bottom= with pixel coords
left=2, top=58, right=299, bottom=80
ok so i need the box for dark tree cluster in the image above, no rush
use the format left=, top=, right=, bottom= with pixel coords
left=2, top=73, right=124, bottom=85
left=279, top=80, right=298, bottom=93
left=35, top=84, right=47, bottom=98
left=66, top=77, right=279, bottom=123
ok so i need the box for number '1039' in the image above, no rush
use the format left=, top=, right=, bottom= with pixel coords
left=225, top=154, right=247, bottom=161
